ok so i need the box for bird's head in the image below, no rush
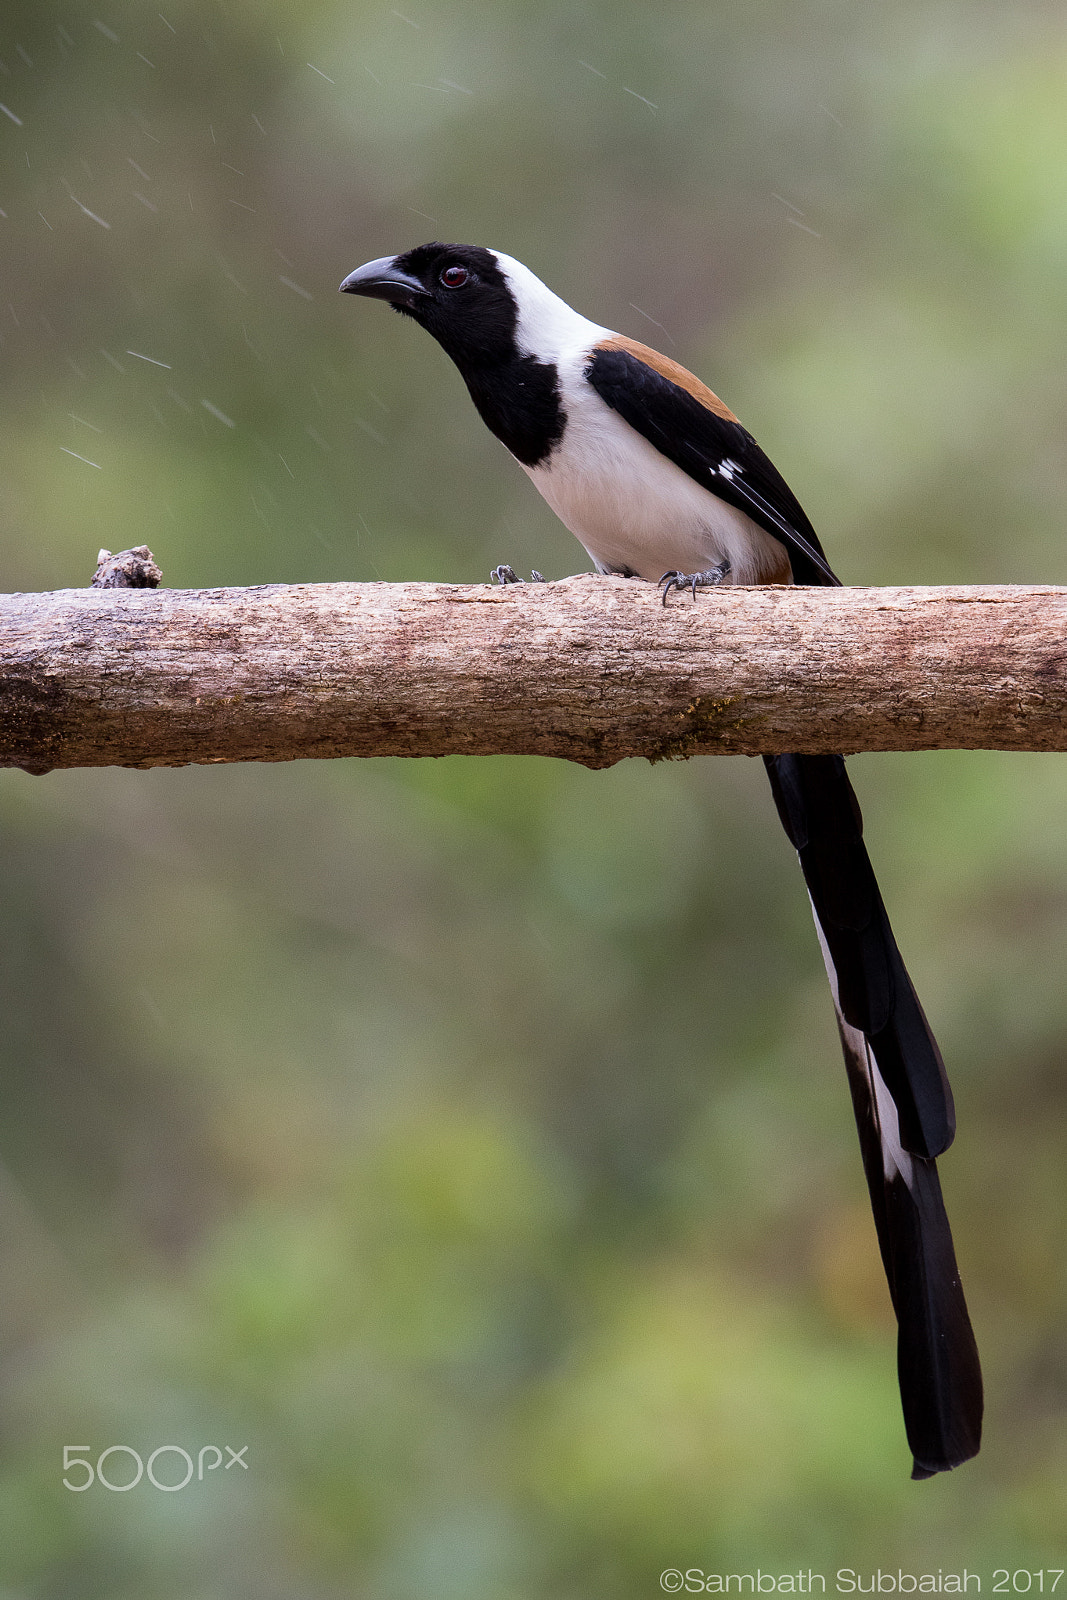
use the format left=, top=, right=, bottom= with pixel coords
left=339, top=242, right=524, bottom=368
left=340, top=242, right=608, bottom=379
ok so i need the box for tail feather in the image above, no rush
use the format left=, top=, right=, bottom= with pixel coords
left=765, top=752, right=983, bottom=1476
left=765, top=753, right=954, bottom=1159
left=827, top=962, right=982, bottom=1476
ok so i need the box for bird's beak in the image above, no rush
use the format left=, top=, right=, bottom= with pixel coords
left=339, top=256, right=429, bottom=307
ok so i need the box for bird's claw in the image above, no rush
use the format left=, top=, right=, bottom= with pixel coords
left=492, top=565, right=546, bottom=586
left=658, top=559, right=731, bottom=605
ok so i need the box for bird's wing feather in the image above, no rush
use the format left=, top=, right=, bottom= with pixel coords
left=586, top=343, right=839, bottom=586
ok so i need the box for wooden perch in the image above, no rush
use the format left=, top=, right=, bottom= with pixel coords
left=1, top=576, right=1065, bottom=773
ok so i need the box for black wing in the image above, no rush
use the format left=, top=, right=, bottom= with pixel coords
left=586, top=345, right=839, bottom=587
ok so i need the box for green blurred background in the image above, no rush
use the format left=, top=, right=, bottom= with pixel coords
left=1, top=0, right=1066, bottom=1592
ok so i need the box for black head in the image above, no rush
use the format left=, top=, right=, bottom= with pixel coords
left=339, top=242, right=520, bottom=370
left=341, top=242, right=570, bottom=466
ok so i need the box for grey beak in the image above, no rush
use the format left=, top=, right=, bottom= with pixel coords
left=339, top=256, right=429, bottom=306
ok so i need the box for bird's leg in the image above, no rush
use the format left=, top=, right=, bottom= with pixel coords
left=659, top=558, right=731, bottom=605
left=491, top=566, right=546, bottom=585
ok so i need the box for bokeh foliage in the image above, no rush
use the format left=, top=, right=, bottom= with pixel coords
left=1, top=1, right=1066, bottom=1593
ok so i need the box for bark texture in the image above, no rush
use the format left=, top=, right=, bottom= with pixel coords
left=1, top=576, right=1064, bottom=773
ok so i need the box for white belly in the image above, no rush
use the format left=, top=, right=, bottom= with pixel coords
left=522, top=372, right=790, bottom=585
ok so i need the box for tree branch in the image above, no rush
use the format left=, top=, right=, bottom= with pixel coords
left=2, top=576, right=1064, bottom=773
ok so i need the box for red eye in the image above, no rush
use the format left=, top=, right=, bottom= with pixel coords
left=441, top=265, right=468, bottom=288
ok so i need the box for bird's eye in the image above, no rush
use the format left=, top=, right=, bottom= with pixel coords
left=440, top=265, right=469, bottom=288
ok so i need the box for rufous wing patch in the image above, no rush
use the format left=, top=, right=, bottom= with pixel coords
left=596, top=334, right=740, bottom=423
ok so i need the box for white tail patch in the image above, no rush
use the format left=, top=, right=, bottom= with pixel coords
left=810, top=897, right=915, bottom=1189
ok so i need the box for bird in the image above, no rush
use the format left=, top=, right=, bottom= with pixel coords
left=339, top=242, right=983, bottom=1478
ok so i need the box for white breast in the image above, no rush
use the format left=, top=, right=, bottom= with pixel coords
left=524, top=349, right=789, bottom=585
left=488, top=250, right=789, bottom=585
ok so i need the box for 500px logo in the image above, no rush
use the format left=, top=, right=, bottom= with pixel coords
left=62, top=1444, right=249, bottom=1492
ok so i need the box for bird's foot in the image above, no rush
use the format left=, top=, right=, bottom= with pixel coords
left=491, top=565, right=546, bottom=585
left=659, top=559, right=731, bottom=605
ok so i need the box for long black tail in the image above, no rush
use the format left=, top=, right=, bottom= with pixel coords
left=765, top=752, right=983, bottom=1477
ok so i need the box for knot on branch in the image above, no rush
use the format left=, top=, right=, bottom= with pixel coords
left=91, top=546, right=162, bottom=590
